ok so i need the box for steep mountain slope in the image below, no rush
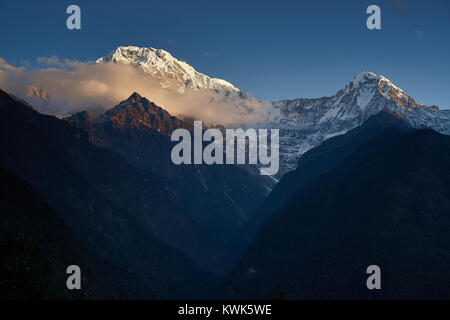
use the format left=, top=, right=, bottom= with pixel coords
left=272, top=71, right=450, bottom=176
left=97, top=46, right=240, bottom=95
left=225, top=115, right=450, bottom=299
left=235, top=110, right=413, bottom=251
left=65, top=92, right=269, bottom=260
left=0, top=166, right=155, bottom=299
left=0, top=88, right=218, bottom=298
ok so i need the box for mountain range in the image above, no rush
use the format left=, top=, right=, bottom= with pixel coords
left=96, top=47, right=450, bottom=178
left=11, top=46, right=450, bottom=180
left=272, top=71, right=450, bottom=176
left=1, top=45, right=450, bottom=299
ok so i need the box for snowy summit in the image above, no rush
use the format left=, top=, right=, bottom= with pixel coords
left=96, top=46, right=240, bottom=94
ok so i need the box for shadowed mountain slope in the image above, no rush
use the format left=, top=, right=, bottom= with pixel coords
left=236, top=110, right=413, bottom=252
left=0, top=88, right=218, bottom=298
left=225, top=113, right=450, bottom=299
left=0, top=166, right=158, bottom=299
left=66, top=92, right=270, bottom=265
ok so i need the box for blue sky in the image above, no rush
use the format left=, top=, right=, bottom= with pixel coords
left=0, top=0, right=449, bottom=108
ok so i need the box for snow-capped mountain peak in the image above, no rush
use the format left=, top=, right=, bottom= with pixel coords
left=350, top=71, right=379, bottom=85
left=96, top=46, right=240, bottom=94
left=342, top=71, right=434, bottom=111
left=349, top=70, right=402, bottom=90
left=271, top=71, right=450, bottom=177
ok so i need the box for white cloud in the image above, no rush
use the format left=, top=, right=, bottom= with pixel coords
left=0, top=57, right=272, bottom=126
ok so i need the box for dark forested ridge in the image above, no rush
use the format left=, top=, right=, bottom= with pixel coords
left=65, top=93, right=269, bottom=249
left=0, top=166, right=156, bottom=299
left=235, top=110, right=413, bottom=254
left=0, top=89, right=218, bottom=299
left=225, top=114, right=450, bottom=299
